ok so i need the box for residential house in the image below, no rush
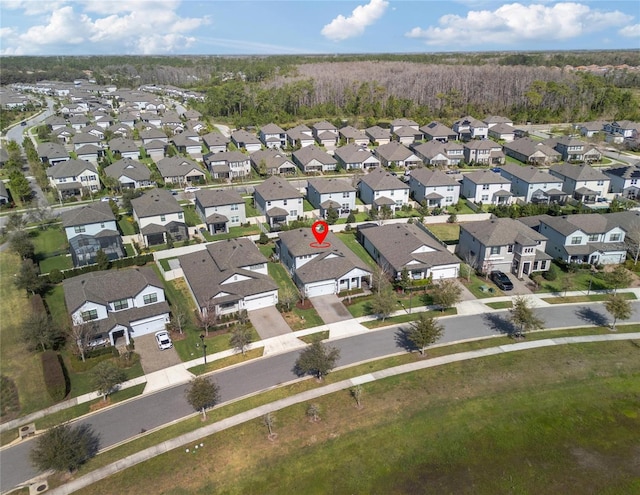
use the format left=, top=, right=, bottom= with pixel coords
left=306, top=178, right=356, bottom=219
left=483, top=116, right=513, bottom=128
left=140, top=128, right=168, bottom=145
left=576, top=120, right=607, bottom=138
left=83, top=125, right=105, bottom=140
left=194, top=189, right=246, bottom=235
left=107, top=123, right=133, bottom=139
left=104, top=158, right=153, bottom=189
left=339, top=126, right=369, bottom=146
left=183, top=109, right=202, bottom=121
left=462, top=139, right=505, bottom=165
left=604, top=120, right=640, bottom=144
left=68, top=114, right=90, bottom=130
left=44, top=115, right=68, bottom=131
left=143, top=140, right=166, bottom=162
left=374, top=141, right=421, bottom=169
left=276, top=230, right=371, bottom=297
left=535, top=214, right=626, bottom=265
left=312, top=121, right=339, bottom=149
left=37, top=142, right=69, bottom=166
left=250, top=149, right=297, bottom=175
left=254, top=176, right=304, bottom=229
left=390, top=118, right=419, bottom=136
left=292, top=145, right=337, bottom=173
left=231, top=129, right=262, bottom=153
left=411, top=141, right=464, bottom=167
left=202, top=132, right=229, bottom=154
left=544, top=136, right=602, bottom=163
left=180, top=238, right=279, bottom=315
left=204, top=151, right=251, bottom=179
left=420, top=121, right=456, bottom=143
left=0, top=181, right=10, bottom=205
left=334, top=143, right=380, bottom=171
left=604, top=163, right=640, bottom=199
left=171, top=132, right=202, bottom=157
left=457, top=218, right=551, bottom=278
left=61, top=201, right=125, bottom=267
left=549, top=163, right=610, bottom=203
left=64, top=267, right=170, bottom=347
left=259, top=123, right=287, bottom=149
left=460, top=170, right=513, bottom=205
left=499, top=164, right=567, bottom=204
left=71, top=133, right=102, bottom=152
left=51, top=127, right=76, bottom=145
left=47, top=159, right=100, bottom=199
left=76, top=144, right=102, bottom=164
left=156, top=157, right=206, bottom=186
left=502, top=138, right=561, bottom=166
left=358, top=167, right=410, bottom=211
left=408, top=168, right=460, bottom=207
left=131, top=188, right=187, bottom=247
left=359, top=223, right=460, bottom=281
left=286, top=124, right=315, bottom=148
left=487, top=123, right=516, bottom=142
left=453, top=116, right=488, bottom=140
left=109, top=137, right=140, bottom=160
left=365, top=125, right=391, bottom=146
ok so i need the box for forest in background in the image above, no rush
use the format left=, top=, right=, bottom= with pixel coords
left=2, top=51, right=639, bottom=127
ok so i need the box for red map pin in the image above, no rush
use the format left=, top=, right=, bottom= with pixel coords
left=311, top=220, right=330, bottom=248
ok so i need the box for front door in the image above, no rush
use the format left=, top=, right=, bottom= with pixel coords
left=523, top=262, right=531, bottom=275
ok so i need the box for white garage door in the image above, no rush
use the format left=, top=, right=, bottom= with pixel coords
left=306, top=281, right=336, bottom=298
left=244, top=294, right=276, bottom=311
left=131, top=315, right=168, bottom=336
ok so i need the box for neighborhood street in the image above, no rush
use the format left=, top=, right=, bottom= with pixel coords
left=2, top=300, right=639, bottom=493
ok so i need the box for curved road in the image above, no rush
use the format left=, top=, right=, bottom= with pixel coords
left=2, top=301, right=639, bottom=492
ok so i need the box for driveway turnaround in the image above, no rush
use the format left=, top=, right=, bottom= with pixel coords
left=311, top=294, right=352, bottom=324
left=249, top=306, right=292, bottom=339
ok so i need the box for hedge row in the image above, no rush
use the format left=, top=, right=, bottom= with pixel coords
left=41, top=350, right=68, bottom=402
left=48, top=254, right=154, bottom=283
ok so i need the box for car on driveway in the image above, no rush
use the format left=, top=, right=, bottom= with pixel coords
left=184, top=186, right=200, bottom=193
left=490, top=270, right=514, bottom=291
left=155, top=330, right=173, bottom=350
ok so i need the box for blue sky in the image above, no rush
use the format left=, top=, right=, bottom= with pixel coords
left=0, top=1, right=638, bottom=56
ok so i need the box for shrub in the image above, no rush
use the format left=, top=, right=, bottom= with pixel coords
left=542, top=264, right=558, bottom=281
left=346, top=212, right=356, bottom=224
left=41, top=351, right=68, bottom=402
left=258, top=232, right=269, bottom=245
left=48, top=269, right=64, bottom=284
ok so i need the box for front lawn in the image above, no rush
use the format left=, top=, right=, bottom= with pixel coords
left=446, top=200, right=476, bottom=215
left=361, top=307, right=457, bottom=328
left=345, top=289, right=433, bottom=318
left=533, top=264, right=619, bottom=293
left=460, top=272, right=506, bottom=299
left=335, top=212, right=368, bottom=224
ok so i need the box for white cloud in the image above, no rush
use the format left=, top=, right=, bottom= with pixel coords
left=321, top=0, right=389, bottom=42
left=1, top=0, right=66, bottom=15
left=406, top=2, right=632, bottom=46
left=619, top=23, right=640, bottom=38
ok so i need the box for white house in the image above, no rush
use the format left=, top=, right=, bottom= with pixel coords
left=46, top=159, right=101, bottom=199
left=408, top=168, right=460, bottom=207
left=358, top=167, right=409, bottom=211
left=254, top=176, right=304, bottom=229
left=499, top=164, right=567, bottom=204
left=604, top=163, right=640, bottom=199
left=461, top=170, right=513, bottom=205
left=131, top=188, right=187, bottom=247
left=194, top=189, right=246, bottom=235
left=549, top=163, right=611, bottom=203
left=306, top=177, right=356, bottom=219
left=259, top=123, right=287, bottom=149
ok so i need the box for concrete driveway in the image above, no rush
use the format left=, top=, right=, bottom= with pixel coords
left=311, top=294, right=352, bottom=324
left=135, top=332, right=182, bottom=375
left=249, top=306, right=292, bottom=340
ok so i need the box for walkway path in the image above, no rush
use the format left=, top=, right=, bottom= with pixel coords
left=46, top=331, right=640, bottom=495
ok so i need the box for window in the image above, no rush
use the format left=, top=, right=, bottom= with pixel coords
left=283, top=199, right=288, bottom=206
left=571, top=236, right=581, bottom=245
left=143, top=293, right=158, bottom=305
left=610, top=233, right=621, bottom=242
left=490, top=246, right=500, bottom=255
left=508, top=245, right=513, bottom=253
left=533, top=261, right=539, bottom=270
left=482, top=184, right=490, bottom=190
left=445, top=196, right=453, bottom=203
left=160, top=215, right=166, bottom=222
left=74, top=225, right=86, bottom=233
left=390, top=190, right=395, bottom=196
left=81, top=309, right=98, bottom=322
left=231, top=203, right=239, bottom=211
left=113, top=299, right=129, bottom=311
left=289, top=210, right=297, bottom=217
left=231, top=216, right=239, bottom=223
left=597, top=180, right=604, bottom=186
left=178, top=212, right=183, bottom=219
left=447, top=185, right=454, bottom=191
left=588, top=234, right=599, bottom=242
left=267, top=200, right=272, bottom=206
left=481, top=195, right=489, bottom=201
left=343, top=192, right=350, bottom=198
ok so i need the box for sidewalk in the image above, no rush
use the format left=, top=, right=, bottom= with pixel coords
left=2, top=286, right=638, bottom=434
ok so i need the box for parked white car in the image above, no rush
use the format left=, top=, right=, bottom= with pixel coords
left=155, top=330, right=173, bottom=350
left=184, top=186, right=200, bottom=193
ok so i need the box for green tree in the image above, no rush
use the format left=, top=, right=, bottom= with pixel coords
left=431, top=279, right=462, bottom=311
left=408, top=313, right=444, bottom=355
left=326, top=207, right=339, bottom=225
left=90, top=361, right=127, bottom=401
left=30, top=424, right=100, bottom=473
left=510, top=296, right=545, bottom=339
left=369, top=287, right=396, bottom=321
left=294, top=340, right=340, bottom=380
left=8, top=170, right=32, bottom=203
left=9, top=231, right=35, bottom=260
left=95, top=249, right=110, bottom=270
left=351, top=384, right=363, bottom=408
left=346, top=211, right=356, bottom=224
left=185, top=376, right=220, bottom=420
left=398, top=267, right=411, bottom=294
left=229, top=323, right=253, bottom=356
left=605, top=265, right=632, bottom=293
left=14, top=259, right=47, bottom=295
left=604, top=293, right=632, bottom=331
left=280, top=285, right=298, bottom=312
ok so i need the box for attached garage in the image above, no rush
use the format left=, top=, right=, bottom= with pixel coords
left=305, top=280, right=337, bottom=298
left=244, top=291, right=277, bottom=311
left=130, top=313, right=170, bottom=337
left=429, top=264, right=460, bottom=281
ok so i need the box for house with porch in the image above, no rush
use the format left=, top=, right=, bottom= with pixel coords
left=292, top=145, right=337, bottom=173
left=604, top=163, right=640, bottom=199
left=374, top=141, right=421, bottom=169
left=202, top=132, right=229, bottom=154
left=359, top=223, right=460, bottom=281
left=453, top=116, right=488, bottom=140
left=408, top=168, right=460, bottom=207
left=131, top=188, right=188, bottom=247
left=204, top=151, right=251, bottom=179
left=104, top=158, right=154, bottom=189
left=286, top=124, right=315, bottom=148
left=64, top=267, right=170, bottom=348
left=254, top=176, right=304, bottom=230
left=61, top=201, right=125, bottom=267
left=276, top=229, right=371, bottom=298
left=358, top=167, right=410, bottom=211
left=544, top=136, right=602, bottom=163
left=179, top=238, right=279, bottom=316
left=250, top=149, right=297, bottom=175
left=463, top=139, right=504, bottom=165
left=306, top=177, right=356, bottom=219
left=420, top=121, right=456, bottom=143
left=231, top=129, right=262, bottom=153
left=604, top=120, right=640, bottom=144
left=549, top=163, right=610, bottom=203
left=156, top=157, right=206, bottom=186
left=365, top=125, right=391, bottom=146
left=46, top=159, right=101, bottom=199
left=499, top=164, right=567, bottom=204
left=457, top=218, right=551, bottom=278
left=502, top=138, right=561, bottom=166
left=411, top=140, right=464, bottom=167
left=259, top=123, right=287, bottom=149
left=334, top=143, right=380, bottom=171
left=195, top=189, right=246, bottom=235
left=461, top=170, right=513, bottom=205
left=339, top=126, right=369, bottom=146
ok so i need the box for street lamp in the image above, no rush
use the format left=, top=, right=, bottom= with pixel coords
left=199, top=334, right=207, bottom=366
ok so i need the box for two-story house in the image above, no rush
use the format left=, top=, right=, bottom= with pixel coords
left=499, top=164, right=567, bottom=204
left=64, top=267, right=170, bottom=347
left=104, top=158, right=154, bottom=190
left=374, top=141, right=421, bottom=169
left=411, top=141, right=464, bottom=167
left=204, top=151, right=251, bottom=179
left=604, top=163, right=640, bottom=199
left=61, top=201, right=125, bottom=267
left=46, top=159, right=101, bottom=199
left=604, top=120, right=640, bottom=144
left=276, top=229, right=371, bottom=297
left=306, top=178, right=356, bottom=219
left=483, top=116, right=513, bottom=128
left=156, top=157, right=206, bottom=186
left=502, top=138, right=561, bottom=166
left=457, top=218, right=551, bottom=278
left=408, top=168, right=460, bottom=207
left=292, top=145, right=337, bottom=173
left=259, top=123, right=287, bottom=149
left=544, top=137, right=602, bottom=163
left=194, top=189, right=246, bottom=235
left=250, top=149, right=297, bottom=176
left=359, top=223, right=460, bottom=281
left=231, top=129, right=262, bottom=153
left=358, top=167, right=410, bottom=211
left=453, top=116, right=488, bottom=140
left=180, top=238, right=279, bottom=315
left=461, top=170, right=513, bottom=205
left=131, top=188, right=187, bottom=246
left=549, top=163, right=610, bottom=203
left=463, top=139, right=504, bottom=165
left=334, top=143, right=380, bottom=171
left=254, top=176, right=304, bottom=229
left=390, top=118, right=420, bottom=145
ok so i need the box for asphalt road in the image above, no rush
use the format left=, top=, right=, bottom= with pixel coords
left=2, top=301, right=639, bottom=492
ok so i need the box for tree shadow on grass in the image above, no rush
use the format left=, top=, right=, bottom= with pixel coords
left=575, top=306, right=609, bottom=327
left=481, top=312, right=518, bottom=338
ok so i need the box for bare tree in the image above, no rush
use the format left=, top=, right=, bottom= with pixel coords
left=230, top=323, right=253, bottom=356
left=197, top=297, right=218, bottom=336
left=280, top=286, right=298, bottom=312
left=306, top=403, right=321, bottom=422
left=170, top=307, right=187, bottom=335
left=263, top=412, right=276, bottom=439
left=68, top=320, right=98, bottom=362
left=624, top=222, right=640, bottom=265
left=351, top=385, right=363, bottom=409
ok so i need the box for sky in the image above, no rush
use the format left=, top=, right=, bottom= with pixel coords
left=0, top=0, right=638, bottom=56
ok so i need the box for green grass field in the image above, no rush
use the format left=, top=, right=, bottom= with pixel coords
left=244, top=196, right=260, bottom=217
left=425, top=222, right=460, bottom=242
left=335, top=232, right=377, bottom=269
left=74, top=340, right=640, bottom=495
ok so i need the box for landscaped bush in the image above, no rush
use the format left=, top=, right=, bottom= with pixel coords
left=0, top=375, right=20, bottom=419
left=543, top=264, right=559, bottom=281
left=41, top=351, right=68, bottom=402
left=48, top=268, right=64, bottom=284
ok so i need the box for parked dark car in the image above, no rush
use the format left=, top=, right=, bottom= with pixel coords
left=490, top=270, right=513, bottom=291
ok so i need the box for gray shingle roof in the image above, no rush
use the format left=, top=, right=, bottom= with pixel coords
left=360, top=167, right=409, bottom=191
left=500, top=164, right=560, bottom=184
left=156, top=157, right=204, bottom=178
left=375, top=141, right=415, bottom=161
left=254, top=176, right=303, bottom=201
left=334, top=143, right=377, bottom=164
left=293, top=145, right=337, bottom=166
left=109, top=137, right=138, bottom=153
left=462, top=218, right=546, bottom=246
left=46, top=159, right=97, bottom=179
left=307, top=177, right=355, bottom=194
left=104, top=158, right=151, bottom=181
left=409, top=168, right=459, bottom=187
left=194, top=188, right=243, bottom=208
left=462, top=170, right=510, bottom=185
left=549, top=163, right=609, bottom=181
left=131, top=188, right=182, bottom=218
left=61, top=201, right=115, bottom=228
